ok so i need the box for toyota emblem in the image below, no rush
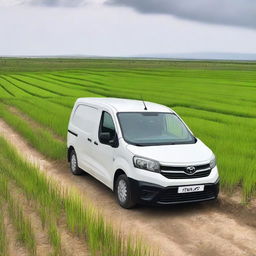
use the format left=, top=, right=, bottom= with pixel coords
left=185, top=166, right=196, bottom=175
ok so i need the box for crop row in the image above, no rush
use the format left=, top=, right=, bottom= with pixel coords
left=2, top=69, right=255, bottom=117
left=0, top=103, right=65, bottom=159
left=0, top=136, right=155, bottom=256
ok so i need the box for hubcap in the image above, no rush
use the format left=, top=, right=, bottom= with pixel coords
left=117, top=179, right=127, bottom=203
left=71, top=154, right=77, bottom=172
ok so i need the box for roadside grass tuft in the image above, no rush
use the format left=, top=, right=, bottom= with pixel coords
left=0, top=188, right=8, bottom=256
left=0, top=173, right=36, bottom=256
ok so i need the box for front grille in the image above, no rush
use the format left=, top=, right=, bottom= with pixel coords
left=161, top=169, right=211, bottom=179
left=160, top=164, right=211, bottom=179
left=158, top=185, right=217, bottom=203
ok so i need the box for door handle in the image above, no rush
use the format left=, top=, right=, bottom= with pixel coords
left=94, top=141, right=98, bottom=145
left=87, top=138, right=92, bottom=142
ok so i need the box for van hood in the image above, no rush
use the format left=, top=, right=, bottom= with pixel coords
left=126, top=139, right=213, bottom=165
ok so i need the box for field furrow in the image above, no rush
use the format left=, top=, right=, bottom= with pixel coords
left=0, top=84, right=15, bottom=97
left=44, top=73, right=108, bottom=90
left=0, top=77, right=30, bottom=97
left=11, top=75, right=67, bottom=96
left=0, top=76, right=47, bottom=98
left=9, top=75, right=63, bottom=97
left=51, top=72, right=106, bottom=85
left=17, top=73, right=95, bottom=97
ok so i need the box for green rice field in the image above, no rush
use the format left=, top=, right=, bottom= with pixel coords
left=0, top=58, right=256, bottom=200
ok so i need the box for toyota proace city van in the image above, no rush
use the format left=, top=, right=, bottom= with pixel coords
left=67, top=98, right=219, bottom=208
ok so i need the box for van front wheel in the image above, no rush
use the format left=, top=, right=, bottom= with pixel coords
left=115, top=174, right=136, bottom=209
left=69, top=150, right=83, bottom=175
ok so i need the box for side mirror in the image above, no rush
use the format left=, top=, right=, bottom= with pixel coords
left=99, top=132, right=119, bottom=148
left=99, top=132, right=111, bottom=144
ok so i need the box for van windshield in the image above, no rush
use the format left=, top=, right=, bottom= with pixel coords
left=117, top=112, right=196, bottom=146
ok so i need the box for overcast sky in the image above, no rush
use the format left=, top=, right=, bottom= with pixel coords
left=1, top=0, right=256, bottom=56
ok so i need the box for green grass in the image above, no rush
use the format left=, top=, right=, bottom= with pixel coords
left=1, top=97, right=71, bottom=138
left=7, top=193, right=36, bottom=255
left=48, top=223, right=62, bottom=256
left=1, top=57, right=256, bottom=73
left=0, top=201, right=8, bottom=256
left=0, top=58, right=255, bottom=200
left=0, top=136, right=155, bottom=256
left=0, top=173, right=36, bottom=256
left=0, top=103, right=65, bottom=159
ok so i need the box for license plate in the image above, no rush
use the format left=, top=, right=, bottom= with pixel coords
left=178, top=185, right=205, bottom=194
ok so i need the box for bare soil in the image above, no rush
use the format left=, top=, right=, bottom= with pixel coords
left=1, top=119, right=256, bottom=256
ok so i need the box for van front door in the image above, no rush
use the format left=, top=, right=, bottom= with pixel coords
left=92, top=111, right=118, bottom=188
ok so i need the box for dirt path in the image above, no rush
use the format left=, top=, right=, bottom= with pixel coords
left=1, top=118, right=256, bottom=256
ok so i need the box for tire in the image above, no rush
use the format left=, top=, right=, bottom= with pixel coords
left=69, top=150, right=83, bottom=175
left=115, top=174, right=136, bottom=209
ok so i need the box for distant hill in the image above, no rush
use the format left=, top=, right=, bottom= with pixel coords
left=2, top=52, right=256, bottom=61
left=133, top=52, right=256, bottom=61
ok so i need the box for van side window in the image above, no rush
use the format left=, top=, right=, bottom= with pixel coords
left=99, top=111, right=117, bottom=145
left=73, top=105, right=98, bottom=133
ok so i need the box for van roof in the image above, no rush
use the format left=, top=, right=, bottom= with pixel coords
left=76, top=97, right=172, bottom=113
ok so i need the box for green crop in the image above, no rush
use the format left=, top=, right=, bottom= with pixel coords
left=0, top=173, right=36, bottom=256
left=0, top=103, right=66, bottom=159
left=0, top=58, right=255, bottom=199
left=0, top=195, right=8, bottom=256
left=0, top=136, right=156, bottom=256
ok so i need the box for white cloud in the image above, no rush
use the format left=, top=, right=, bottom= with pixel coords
left=0, top=0, right=88, bottom=7
left=0, top=0, right=26, bottom=6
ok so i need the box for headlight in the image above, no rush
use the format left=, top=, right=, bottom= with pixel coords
left=210, top=156, right=216, bottom=169
left=133, top=156, right=160, bottom=173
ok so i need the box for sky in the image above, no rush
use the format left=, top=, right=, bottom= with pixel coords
left=0, top=0, right=256, bottom=57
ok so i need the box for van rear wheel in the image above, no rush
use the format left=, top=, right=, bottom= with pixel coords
left=115, top=174, right=136, bottom=209
left=69, top=150, right=83, bottom=175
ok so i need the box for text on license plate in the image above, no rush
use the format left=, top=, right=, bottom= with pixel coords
left=178, top=185, right=205, bottom=194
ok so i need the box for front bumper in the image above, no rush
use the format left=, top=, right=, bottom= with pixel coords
left=129, top=178, right=220, bottom=205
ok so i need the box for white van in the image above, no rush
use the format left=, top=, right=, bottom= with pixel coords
left=67, top=98, right=219, bottom=208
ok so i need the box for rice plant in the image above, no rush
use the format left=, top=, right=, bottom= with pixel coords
left=0, top=136, right=156, bottom=256
left=0, top=103, right=66, bottom=159
left=0, top=173, right=36, bottom=256
left=0, top=191, right=8, bottom=256
left=48, top=222, right=62, bottom=256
